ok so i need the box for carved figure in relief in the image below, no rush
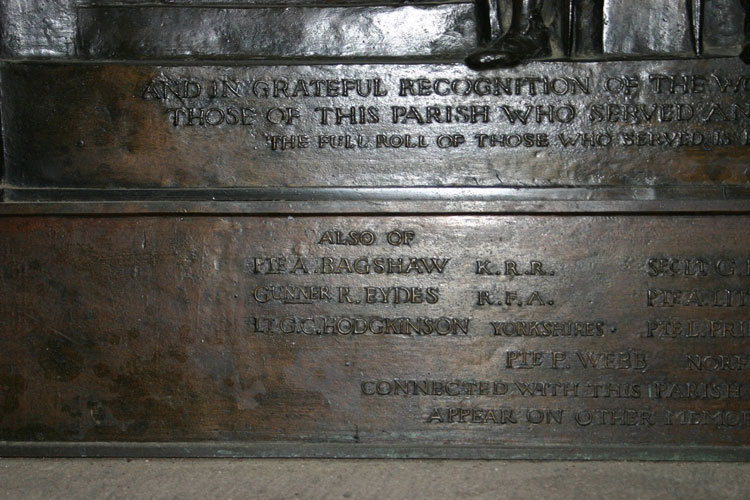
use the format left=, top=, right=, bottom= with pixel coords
left=466, top=0, right=553, bottom=69
left=468, top=0, right=750, bottom=69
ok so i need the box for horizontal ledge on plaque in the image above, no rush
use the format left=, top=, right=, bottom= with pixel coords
left=1, top=199, right=750, bottom=215
left=3, top=186, right=750, bottom=203
left=0, top=55, right=744, bottom=66
left=3, top=441, right=750, bottom=461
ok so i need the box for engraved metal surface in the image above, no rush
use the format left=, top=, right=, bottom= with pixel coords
left=1, top=214, right=750, bottom=459
left=1, top=0, right=750, bottom=460
left=2, top=59, right=750, bottom=192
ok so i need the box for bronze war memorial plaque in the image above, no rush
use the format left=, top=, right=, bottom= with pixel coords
left=0, top=0, right=750, bottom=459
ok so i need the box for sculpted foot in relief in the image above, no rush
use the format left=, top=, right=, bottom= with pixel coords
left=466, top=0, right=551, bottom=70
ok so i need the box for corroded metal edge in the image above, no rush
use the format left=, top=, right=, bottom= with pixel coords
left=2, top=442, right=750, bottom=461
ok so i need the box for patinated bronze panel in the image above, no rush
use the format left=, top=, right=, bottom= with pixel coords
left=0, top=215, right=749, bottom=459
left=0, top=0, right=749, bottom=459
left=2, top=59, right=750, bottom=191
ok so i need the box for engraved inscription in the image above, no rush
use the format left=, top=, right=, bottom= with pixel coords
left=140, top=68, right=750, bottom=155
left=646, top=319, right=750, bottom=339
left=249, top=316, right=470, bottom=336
left=6, top=60, right=750, bottom=189
left=1, top=215, right=749, bottom=449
